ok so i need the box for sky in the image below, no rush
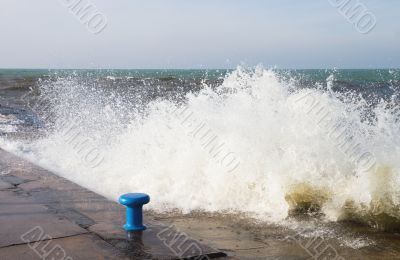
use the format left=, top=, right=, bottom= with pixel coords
left=0, top=0, right=399, bottom=69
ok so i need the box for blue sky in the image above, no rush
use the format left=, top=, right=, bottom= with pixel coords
left=0, top=0, right=399, bottom=69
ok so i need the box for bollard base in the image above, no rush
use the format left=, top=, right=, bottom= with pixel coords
left=123, top=224, right=146, bottom=232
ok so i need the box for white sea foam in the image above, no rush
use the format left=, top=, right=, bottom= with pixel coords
left=1, top=67, right=400, bottom=229
left=0, top=114, right=21, bottom=133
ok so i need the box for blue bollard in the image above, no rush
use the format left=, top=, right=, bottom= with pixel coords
left=119, top=193, right=150, bottom=232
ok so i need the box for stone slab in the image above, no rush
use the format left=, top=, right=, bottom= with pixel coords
left=0, top=190, right=87, bottom=248
left=0, top=180, right=13, bottom=190
left=0, top=234, right=129, bottom=260
left=0, top=174, right=30, bottom=186
left=89, top=221, right=226, bottom=259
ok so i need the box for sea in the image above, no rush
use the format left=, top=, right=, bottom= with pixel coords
left=0, top=67, right=400, bottom=248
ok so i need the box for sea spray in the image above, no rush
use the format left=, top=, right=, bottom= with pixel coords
left=1, top=67, right=400, bottom=231
left=169, top=104, right=241, bottom=173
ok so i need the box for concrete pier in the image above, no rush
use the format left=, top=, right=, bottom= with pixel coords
left=0, top=148, right=226, bottom=259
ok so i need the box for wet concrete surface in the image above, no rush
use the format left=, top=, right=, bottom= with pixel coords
left=0, top=233, right=129, bottom=260
left=0, top=190, right=87, bottom=248
left=0, top=149, right=226, bottom=259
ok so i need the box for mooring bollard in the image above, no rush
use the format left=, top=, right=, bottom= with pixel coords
left=119, top=193, right=150, bottom=232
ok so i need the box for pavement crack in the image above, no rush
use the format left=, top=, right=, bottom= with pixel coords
left=222, top=246, right=268, bottom=251
left=0, top=233, right=87, bottom=249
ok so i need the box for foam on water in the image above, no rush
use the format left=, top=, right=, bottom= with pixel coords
left=0, top=114, right=21, bottom=133
left=1, top=67, right=400, bottom=230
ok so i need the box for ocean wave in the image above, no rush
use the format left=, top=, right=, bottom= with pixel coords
left=1, top=67, right=400, bottom=231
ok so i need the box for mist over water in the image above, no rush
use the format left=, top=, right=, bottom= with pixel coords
left=1, top=67, right=400, bottom=232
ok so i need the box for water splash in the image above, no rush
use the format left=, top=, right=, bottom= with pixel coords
left=1, top=67, right=400, bottom=231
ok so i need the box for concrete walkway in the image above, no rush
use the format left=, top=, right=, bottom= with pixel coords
left=0, top=149, right=226, bottom=259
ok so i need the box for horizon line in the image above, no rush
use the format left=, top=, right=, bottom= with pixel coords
left=0, top=67, right=399, bottom=71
